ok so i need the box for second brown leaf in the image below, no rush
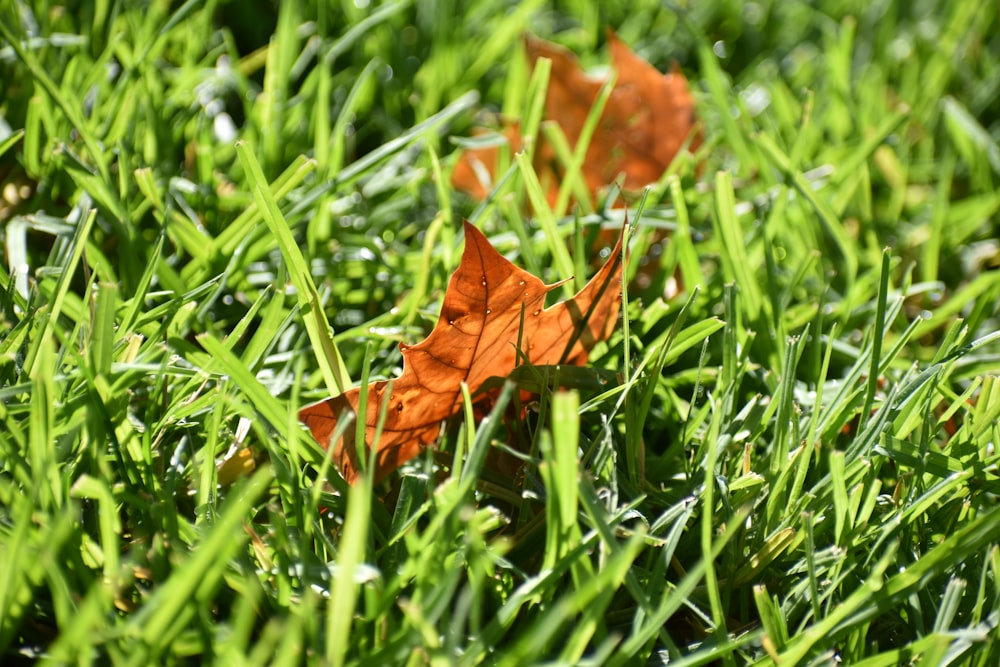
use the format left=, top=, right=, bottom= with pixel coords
left=453, top=30, right=699, bottom=206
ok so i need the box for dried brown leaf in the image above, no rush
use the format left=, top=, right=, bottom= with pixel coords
left=300, top=220, right=625, bottom=484
left=452, top=31, right=699, bottom=204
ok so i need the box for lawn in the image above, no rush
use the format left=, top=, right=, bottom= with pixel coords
left=1, top=0, right=999, bottom=664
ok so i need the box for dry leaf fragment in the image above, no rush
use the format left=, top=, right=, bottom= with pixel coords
left=450, top=124, right=525, bottom=201
left=453, top=31, right=698, bottom=204
left=300, top=220, right=625, bottom=484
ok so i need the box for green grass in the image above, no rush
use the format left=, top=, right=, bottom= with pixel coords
left=2, top=0, right=999, bottom=664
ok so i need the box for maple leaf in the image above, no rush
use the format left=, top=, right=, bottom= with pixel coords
left=299, top=220, right=625, bottom=484
left=452, top=30, right=699, bottom=205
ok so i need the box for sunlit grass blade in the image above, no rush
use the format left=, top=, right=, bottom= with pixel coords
left=327, top=476, right=371, bottom=667
left=235, top=141, right=350, bottom=396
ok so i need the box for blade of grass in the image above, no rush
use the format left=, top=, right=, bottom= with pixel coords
left=23, top=208, right=96, bottom=377
left=327, top=476, right=372, bottom=667
left=235, top=141, right=350, bottom=396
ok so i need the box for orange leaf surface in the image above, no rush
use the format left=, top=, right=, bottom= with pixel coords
left=300, top=220, right=625, bottom=484
left=452, top=31, right=698, bottom=204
